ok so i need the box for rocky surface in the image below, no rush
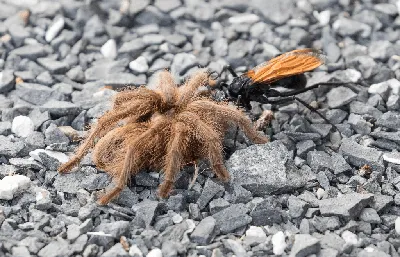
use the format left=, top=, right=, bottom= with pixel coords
left=0, top=0, right=400, bottom=256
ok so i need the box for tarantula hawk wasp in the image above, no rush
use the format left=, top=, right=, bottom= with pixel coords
left=210, top=48, right=348, bottom=132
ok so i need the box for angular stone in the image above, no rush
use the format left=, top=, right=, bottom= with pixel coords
left=340, top=138, right=384, bottom=172
left=0, top=136, right=24, bottom=157
left=40, top=100, right=81, bottom=117
left=326, top=86, right=357, bottom=108
left=226, top=141, right=307, bottom=196
left=190, top=216, right=217, bottom=245
left=289, top=234, right=320, bottom=257
left=10, top=44, right=49, bottom=59
left=319, top=193, right=374, bottom=219
left=132, top=200, right=160, bottom=228
left=197, top=178, right=224, bottom=210
left=212, top=203, right=251, bottom=234
left=37, top=57, right=69, bottom=74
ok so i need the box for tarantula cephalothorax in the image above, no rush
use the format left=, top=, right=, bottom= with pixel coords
left=58, top=70, right=269, bottom=205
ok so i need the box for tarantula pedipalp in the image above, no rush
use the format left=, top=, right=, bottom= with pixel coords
left=58, top=70, right=269, bottom=205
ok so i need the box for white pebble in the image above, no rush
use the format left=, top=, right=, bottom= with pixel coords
left=101, top=39, right=117, bottom=59
left=228, top=14, right=260, bottom=24
left=383, top=152, right=400, bottom=165
left=313, top=10, right=330, bottom=26
left=146, top=248, right=162, bottom=257
left=29, top=149, right=69, bottom=164
left=316, top=188, right=325, bottom=199
left=395, top=217, right=400, bottom=235
left=0, top=175, right=31, bottom=200
left=271, top=231, right=286, bottom=255
left=341, top=230, right=358, bottom=245
left=172, top=213, right=183, bottom=224
left=246, top=226, right=267, bottom=241
left=186, top=219, right=196, bottom=232
left=129, top=245, right=143, bottom=257
left=387, top=78, right=400, bottom=95
left=12, top=116, right=34, bottom=137
left=45, top=17, right=65, bottom=42
left=129, top=56, right=149, bottom=73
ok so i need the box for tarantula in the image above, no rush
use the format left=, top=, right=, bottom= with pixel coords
left=58, top=70, right=269, bottom=205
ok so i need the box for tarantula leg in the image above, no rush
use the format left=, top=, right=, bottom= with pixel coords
left=158, top=122, right=187, bottom=198
left=100, top=115, right=171, bottom=204
left=191, top=101, right=269, bottom=144
left=178, top=112, right=230, bottom=181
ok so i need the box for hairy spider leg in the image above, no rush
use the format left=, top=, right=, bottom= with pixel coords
left=98, top=115, right=171, bottom=205
left=58, top=97, right=162, bottom=173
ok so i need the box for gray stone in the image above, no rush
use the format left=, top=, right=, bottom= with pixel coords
left=326, top=109, right=348, bottom=124
left=12, top=245, right=31, bottom=257
left=101, top=243, right=129, bottom=257
left=37, top=58, right=69, bottom=74
left=333, top=17, right=371, bottom=37
left=29, top=109, right=50, bottom=130
left=94, top=221, right=130, bottom=238
left=349, top=101, right=383, bottom=119
left=320, top=232, right=345, bottom=252
left=348, top=113, right=371, bottom=135
left=15, top=83, right=64, bottom=106
left=190, top=216, right=218, bottom=245
left=340, top=138, right=384, bottom=172
left=0, top=136, right=24, bottom=157
left=38, top=239, right=72, bottom=257
left=226, top=141, right=307, bottom=196
left=45, top=124, right=70, bottom=146
left=171, top=53, right=198, bottom=76
left=133, top=200, right=160, bottom=227
left=154, top=0, right=180, bottom=12
left=212, top=203, right=251, bottom=233
left=209, top=198, right=230, bottom=215
left=0, top=121, right=12, bottom=136
left=250, top=198, right=283, bottom=226
left=371, top=194, right=393, bottom=213
left=312, top=216, right=340, bottom=232
left=376, top=112, right=400, bottom=130
left=357, top=248, right=390, bottom=257
left=296, top=140, right=316, bottom=159
left=289, top=234, right=320, bottom=257
left=0, top=70, right=15, bottom=93
left=79, top=203, right=101, bottom=220
left=104, top=73, right=146, bottom=86
left=359, top=208, right=381, bottom=224
left=119, top=38, right=145, bottom=54
left=10, top=44, right=49, bottom=59
left=189, top=203, right=201, bottom=220
left=288, top=196, right=309, bottom=219
left=319, top=193, right=374, bottom=219
left=40, top=100, right=81, bottom=117
left=223, top=239, right=247, bottom=257
left=197, top=178, right=224, bottom=210
left=326, top=87, right=357, bottom=108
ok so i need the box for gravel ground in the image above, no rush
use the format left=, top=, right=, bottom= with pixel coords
left=1, top=0, right=400, bottom=256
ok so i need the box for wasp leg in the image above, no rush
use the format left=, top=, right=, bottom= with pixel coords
left=222, top=65, right=238, bottom=78
left=267, top=95, right=340, bottom=133
left=233, top=95, right=242, bottom=149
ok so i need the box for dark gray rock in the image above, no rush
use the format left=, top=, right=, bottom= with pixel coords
left=371, top=194, right=393, bottom=213
left=296, top=140, right=315, bottom=159
left=319, top=193, right=374, bottom=219
left=197, top=178, right=224, bottom=210
left=340, top=138, right=384, bottom=172
left=288, top=196, right=309, bottom=219
left=37, top=58, right=69, bottom=74
left=250, top=198, right=283, bottom=226
left=171, top=53, right=198, bottom=76
left=133, top=200, right=160, bottom=228
left=212, top=203, right=251, bottom=234
left=326, top=109, right=348, bottom=124
left=15, top=83, right=64, bottom=106
left=101, top=243, right=129, bottom=257
left=29, top=109, right=50, bottom=130
left=226, top=141, right=307, bottom=196
left=44, top=124, right=70, bottom=146
left=320, top=232, right=345, bottom=252
left=40, top=100, right=81, bottom=117
left=190, top=216, right=218, bottom=245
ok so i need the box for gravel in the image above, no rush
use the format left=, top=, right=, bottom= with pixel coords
left=0, top=0, right=399, bottom=256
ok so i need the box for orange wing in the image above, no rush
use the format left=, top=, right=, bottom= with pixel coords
left=245, top=48, right=325, bottom=84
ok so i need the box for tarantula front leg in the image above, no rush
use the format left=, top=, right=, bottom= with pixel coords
left=58, top=100, right=160, bottom=173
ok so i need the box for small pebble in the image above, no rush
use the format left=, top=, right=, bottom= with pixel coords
left=271, top=231, right=286, bottom=255
left=11, top=116, right=34, bottom=137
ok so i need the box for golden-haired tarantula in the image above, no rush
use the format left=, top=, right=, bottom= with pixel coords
left=58, top=70, right=269, bottom=205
